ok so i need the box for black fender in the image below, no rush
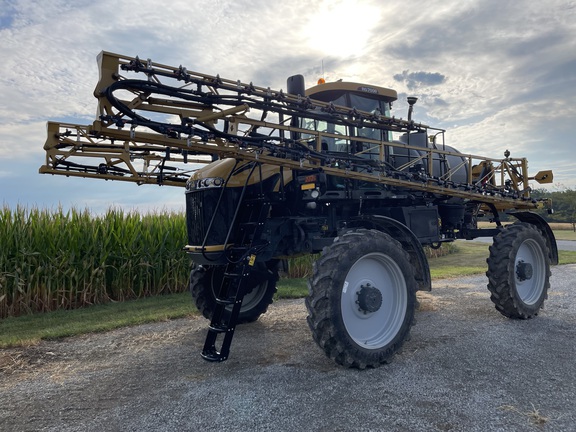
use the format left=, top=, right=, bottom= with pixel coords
left=508, top=211, right=559, bottom=265
left=347, top=215, right=432, bottom=291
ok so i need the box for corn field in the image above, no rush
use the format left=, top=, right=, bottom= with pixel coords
left=1, top=206, right=459, bottom=319
left=0, top=206, right=190, bottom=319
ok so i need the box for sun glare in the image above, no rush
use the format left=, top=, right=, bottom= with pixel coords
left=305, top=1, right=381, bottom=58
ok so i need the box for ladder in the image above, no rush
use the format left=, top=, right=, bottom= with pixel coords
left=201, top=180, right=271, bottom=362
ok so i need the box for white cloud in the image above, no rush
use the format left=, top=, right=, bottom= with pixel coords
left=1, top=0, right=576, bottom=214
left=304, top=0, right=382, bottom=58
left=447, top=97, right=576, bottom=188
left=0, top=121, right=48, bottom=159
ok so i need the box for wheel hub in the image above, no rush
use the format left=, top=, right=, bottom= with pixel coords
left=356, top=283, right=383, bottom=314
left=516, top=260, right=533, bottom=281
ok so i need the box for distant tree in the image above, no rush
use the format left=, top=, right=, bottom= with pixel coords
left=555, top=189, right=576, bottom=231
left=531, top=185, right=576, bottom=232
left=532, top=187, right=576, bottom=230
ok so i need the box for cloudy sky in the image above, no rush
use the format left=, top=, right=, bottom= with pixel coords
left=1, top=0, right=575, bottom=214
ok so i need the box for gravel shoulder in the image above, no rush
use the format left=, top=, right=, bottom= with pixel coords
left=1, top=265, right=576, bottom=432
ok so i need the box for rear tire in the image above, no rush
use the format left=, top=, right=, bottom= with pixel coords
left=486, top=222, right=550, bottom=319
left=190, top=261, right=278, bottom=323
left=306, top=229, right=417, bottom=368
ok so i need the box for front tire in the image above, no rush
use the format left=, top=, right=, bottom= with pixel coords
left=190, top=261, right=278, bottom=323
left=306, top=229, right=417, bottom=368
left=486, top=222, right=551, bottom=319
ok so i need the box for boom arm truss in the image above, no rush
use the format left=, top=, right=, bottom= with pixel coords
left=40, top=51, right=553, bottom=210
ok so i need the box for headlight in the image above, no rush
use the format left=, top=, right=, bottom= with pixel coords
left=186, top=177, right=225, bottom=191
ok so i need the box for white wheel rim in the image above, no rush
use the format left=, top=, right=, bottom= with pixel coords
left=241, top=280, right=268, bottom=310
left=340, top=252, right=407, bottom=349
left=211, top=271, right=268, bottom=312
left=515, top=238, right=546, bottom=305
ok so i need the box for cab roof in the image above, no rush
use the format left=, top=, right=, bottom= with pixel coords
left=305, top=81, right=398, bottom=103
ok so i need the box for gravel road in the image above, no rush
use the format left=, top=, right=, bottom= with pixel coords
left=1, top=265, right=575, bottom=432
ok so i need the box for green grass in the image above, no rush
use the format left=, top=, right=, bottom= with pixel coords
left=429, top=242, right=490, bottom=278
left=276, top=278, right=309, bottom=299
left=2, top=237, right=576, bottom=349
left=558, top=250, right=576, bottom=264
left=0, top=293, right=196, bottom=348
left=554, top=230, right=576, bottom=241
left=426, top=241, right=576, bottom=278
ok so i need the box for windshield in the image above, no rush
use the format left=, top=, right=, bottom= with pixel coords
left=349, top=94, right=387, bottom=115
left=300, top=93, right=391, bottom=158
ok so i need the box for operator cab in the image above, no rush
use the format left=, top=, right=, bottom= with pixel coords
left=287, top=77, right=400, bottom=194
left=301, top=80, right=397, bottom=159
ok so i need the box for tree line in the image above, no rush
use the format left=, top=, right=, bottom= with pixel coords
left=531, top=188, right=576, bottom=230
